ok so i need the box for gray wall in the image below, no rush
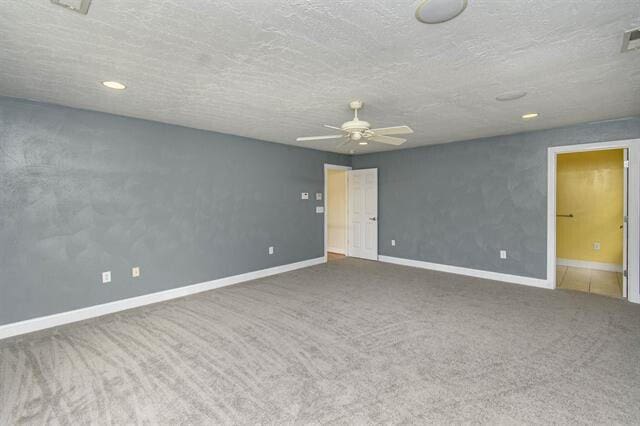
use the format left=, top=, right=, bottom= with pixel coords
left=353, top=118, right=640, bottom=279
left=0, top=97, right=349, bottom=325
left=2, top=94, right=639, bottom=326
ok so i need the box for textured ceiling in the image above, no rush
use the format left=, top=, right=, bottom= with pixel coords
left=0, top=1, right=639, bottom=154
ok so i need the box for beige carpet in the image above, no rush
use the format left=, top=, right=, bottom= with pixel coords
left=2, top=257, right=640, bottom=424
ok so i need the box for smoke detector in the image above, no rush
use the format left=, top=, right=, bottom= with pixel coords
left=50, top=0, right=91, bottom=15
left=621, top=28, right=640, bottom=52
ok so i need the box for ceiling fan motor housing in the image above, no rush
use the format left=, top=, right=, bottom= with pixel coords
left=341, top=120, right=371, bottom=133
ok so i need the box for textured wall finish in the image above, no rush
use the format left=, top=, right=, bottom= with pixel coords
left=0, top=1, right=638, bottom=154
left=557, top=149, right=624, bottom=264
left=352, top=118, right=640, bottom=279
left=0, top=97, right=349, bottom=326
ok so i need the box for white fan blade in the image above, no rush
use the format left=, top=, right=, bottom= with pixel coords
left=369, top=135, right=406, bottom=145
left=323, top=125, right=344, bottom=131
left=370, top=126, right=413, bottom=136
left=296, top=134, right=344, bottom=142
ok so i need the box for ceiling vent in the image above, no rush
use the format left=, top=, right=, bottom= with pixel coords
left=50, top=0, right=91, bottom=15
left=621, top=28, right=640, bottom=52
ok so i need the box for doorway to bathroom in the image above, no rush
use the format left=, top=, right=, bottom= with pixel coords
left=554, top=148, right=627, bottom=298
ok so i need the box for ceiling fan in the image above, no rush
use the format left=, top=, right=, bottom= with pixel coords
left=296, top=101, right=413, bottom=147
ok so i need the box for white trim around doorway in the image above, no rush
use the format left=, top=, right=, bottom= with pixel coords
left=547, top=139, right=640, bottom=304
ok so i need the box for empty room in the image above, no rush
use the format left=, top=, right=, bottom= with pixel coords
left=1, top=0, right=639, bottom=424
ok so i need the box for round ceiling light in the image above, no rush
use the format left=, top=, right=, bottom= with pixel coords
left=496, top=91, right=527, bottom=102
left=101, top=81, right=126, bottom=90
left=415, top=0, right=468, bottom=24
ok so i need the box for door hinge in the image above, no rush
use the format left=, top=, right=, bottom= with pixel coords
left=623, top=270, right=628, bottom=278
left=624, top=160, right=629, bottom=168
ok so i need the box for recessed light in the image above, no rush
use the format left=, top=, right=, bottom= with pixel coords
left=496, top=91, right=527, bottom=102
left=102, top=81, right=126, bottom=90
left=522, top=113, right=539, bottom=120
left=416, top=0, right=468, bottom=24
left=359, top=141, right=368, bottom=145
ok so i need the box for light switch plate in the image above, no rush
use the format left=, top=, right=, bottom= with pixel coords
left=500, top=250, right=507, bottom=259
left=316, top=193, right=323, bottom=200
left=593, top=242, right=601, bottom=251
left=132, top=267, right=140, bottom=278
left=316, top=206, right=324, bottom=213
left=268, top=246, right=274, bottom=255
left=102, top=271, right=111, bottom=284
left=301, top=192, right=309, bottom=200
left=391, top=239, right=396, bottom=246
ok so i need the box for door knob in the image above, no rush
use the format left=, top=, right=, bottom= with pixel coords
left=369, top=217, right=377, bottom=221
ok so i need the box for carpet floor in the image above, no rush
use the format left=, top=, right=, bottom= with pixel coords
left=1, top=257, right=640, bottom=424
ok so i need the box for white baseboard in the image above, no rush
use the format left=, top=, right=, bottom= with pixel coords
left=327, top=247, right=346, bottom=255
left=556, top=258, right=623, bottom=272
left=0, top=257, right=326, bottom=340
left=378, top=256, right=551, bottom=289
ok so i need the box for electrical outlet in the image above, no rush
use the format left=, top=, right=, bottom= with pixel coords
left=102, top=271, right=111, bottom=284
left=316, top=206, right=324, bottom=213
left=132, top=267, right=140, bottom=278
left=500, top=250, right=507, bottom=259
left=268, top=246, right=274, bottom=255
left=593, top=242, right=601, bottom=251
left=391, top=239, right=396, bottom=246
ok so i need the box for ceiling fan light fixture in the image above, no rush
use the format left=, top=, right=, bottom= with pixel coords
left=296, top=101, right=412, bottom=147
left=415, top=0, right=468, bottom=24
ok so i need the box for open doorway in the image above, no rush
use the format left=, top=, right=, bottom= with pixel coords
left=555, top=149, right=627, bottom=298
left=324, top=164, right=351, bottom=262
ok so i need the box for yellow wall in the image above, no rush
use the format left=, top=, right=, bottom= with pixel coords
left=556, top=149, right=624, bottom=264
left=327, top=170, right=347, bottom=253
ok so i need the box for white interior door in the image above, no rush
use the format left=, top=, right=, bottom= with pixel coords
left=623, top=148, right=629, bottom=298
left=348, top=168, right=378, bottom=260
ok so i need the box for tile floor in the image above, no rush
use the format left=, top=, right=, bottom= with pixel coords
left=328, top=252, right=345, bottom=261
left=556, top=265, right=623, bottom=298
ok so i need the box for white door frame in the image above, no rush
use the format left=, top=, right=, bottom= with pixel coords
left=623, top=148, right=629, bottom=298
left=346, top=168, right=379, bottom=260
left=324, top=164, right=352, bottom=262
left=547, top=139, right=640, bottom=303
